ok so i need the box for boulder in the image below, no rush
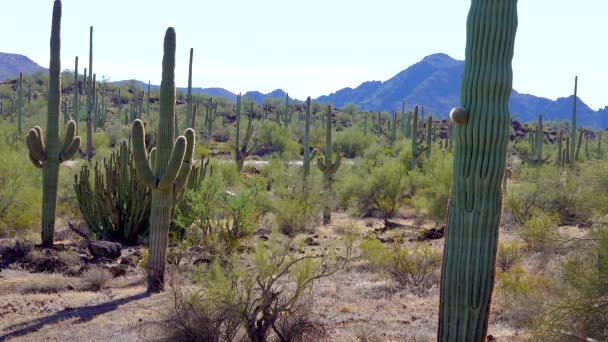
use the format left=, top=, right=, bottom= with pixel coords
left=88, top=241, right=121, bottom=259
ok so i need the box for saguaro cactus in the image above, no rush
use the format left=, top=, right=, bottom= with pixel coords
left=185, top=48, right=193, bottom=127
left=18, top=72, right=23, bottom=133
left=317, top=105, right=341, bottom=224
left=570, top=76, right=577, bottom=166
left=234, top=94, right=256, bottom=173
left=73, top=56, right=79, bottom=127
left=303, top=96, right=312, bottom=177
left=26, top=0, right=81, bottom=248
left=131, top=27, right=195, bottom=293
left=438, top=1, right=518, bottom=341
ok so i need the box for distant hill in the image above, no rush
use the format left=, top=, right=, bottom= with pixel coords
left=5, top=51, right=606, bottom=127
left=0, top=52, right=46, bottom=80
left=317, top=53, right=608, bottom=128
left=112, top=80, right=293, bottom=104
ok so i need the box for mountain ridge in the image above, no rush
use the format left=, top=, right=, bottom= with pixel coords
left=1, top=51, right=606, bottom=127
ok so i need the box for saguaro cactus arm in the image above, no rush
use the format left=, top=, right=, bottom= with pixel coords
left=131, top=119, right=156, bottom=188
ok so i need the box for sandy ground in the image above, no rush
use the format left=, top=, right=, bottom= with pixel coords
left=0, top=209, right=577, bottom=341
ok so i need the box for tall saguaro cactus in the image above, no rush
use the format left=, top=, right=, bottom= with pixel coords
left=570, top=76, right=577, bottom=166
left=131, top=28, right=195, bottom=293
left=317, top=105, right=341, bottom=224
left=26, top=0, right=81, bottom=248
left=303, top=97, right=312, bottom=178
left=18, top=72, right=23, bottom=133
left=438, top=1, right=518, bottom=341
left=185, top=48, right=193, bottom=127
left=234, top=94, right=256, bottom=173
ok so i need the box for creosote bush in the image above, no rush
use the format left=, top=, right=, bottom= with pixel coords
left=359, top=238, right=441, bottom=293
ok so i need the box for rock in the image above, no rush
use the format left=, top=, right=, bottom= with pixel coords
left=418, top=226, right=445, bottom=241
left=254, top=228, right=272, bottom=236
left=119, top=255, right=139, bottom=268
left=0, top=241, right=29, bottom=268
left=108, top=264, right=128, bottom=277
left=304, top=237, right=320, bottom=246
left=28, top=255, right=66, bottom=273
left=193, top=257, right=212, bottom=265
left=88, top=241, right=121, bottom=259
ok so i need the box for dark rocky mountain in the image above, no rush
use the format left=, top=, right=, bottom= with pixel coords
left=317, top=53, right=608, bottom=128
left=0, top=52, right=47, bottom=80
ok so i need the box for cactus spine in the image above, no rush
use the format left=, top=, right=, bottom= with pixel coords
left=438, top=1, right=518, bottom=340
left=26, top=0, right=81, bottom=248
left=303, top=96, right=312, bottom=177
left=570, top=76, right=577, bottom=166
left=131, top=28, right=195, bottom=293
left=317, top=105, right=341, bottom=224
left=185, top=48, right=193, bottom=127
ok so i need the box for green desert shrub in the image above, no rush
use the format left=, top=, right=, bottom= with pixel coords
left=333, top=127, right=374, bottom=158
left=360, top=239, right=442, bottom=292
left=517, top=209, right=561, bottom=252
left=338, top=158, right=410, bottom=217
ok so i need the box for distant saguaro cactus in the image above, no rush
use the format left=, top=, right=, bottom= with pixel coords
left=26, top=0, right=81, bottom=248
left=317, top=105, right=341, bottom=224
left=438, top=0, right=518, bottom=340
left=131, top=28, right=195, bottom=293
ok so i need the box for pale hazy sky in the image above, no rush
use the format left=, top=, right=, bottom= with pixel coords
left=3, top=1, right=607, bottom=110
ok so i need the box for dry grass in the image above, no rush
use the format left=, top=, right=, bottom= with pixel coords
left=20, top=274, right=70, bottom=294
left=80, top=266, right=113, bottom=291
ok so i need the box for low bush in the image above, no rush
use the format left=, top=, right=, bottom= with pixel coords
left=81, top=266, right=112, bottom=291
left=359, top=239, right=442, bottom=293
left=517, top=209, right=561, bottom=252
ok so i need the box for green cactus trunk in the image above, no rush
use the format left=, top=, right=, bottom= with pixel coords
left=570, top=76, right=577, bottom=166
left=575, top=129, right=583, bottom=161
left=556, top=129, right=563, bottom=166
left=438, top=1, right=518, bottom=341
left=146, top=80, right=151, bottom=118
left=425, top=115, right=432, bottom=160
left=73, top=56, right=79, bottom=128
left=536, top=113, right=543, bottom=162
left=363, top=112, right=368, bottom=136
left=185, top=48, right=193, bottom=127
left=18, top=72, right=23, bottom=133
left=27, top=0, right=81, bottom=248
left=131, top=28, right=194, bottom=293
left=411, top=106, right=418, bottom=170
left=303, top=97, right=311, bottom=177
left=316, top=105, right=341, bottom=225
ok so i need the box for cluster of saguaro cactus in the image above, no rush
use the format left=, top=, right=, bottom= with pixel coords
left=438, top=1, right=518, bottom=341
left=131, top=27, right=196, bottom=293
left=74, top=140, right=151, bottom=244
left=316, top=105, right=341, bottom=224
left=234, top=94, right=256, bottom=172
left=26, top=0, right=81, bottom=248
